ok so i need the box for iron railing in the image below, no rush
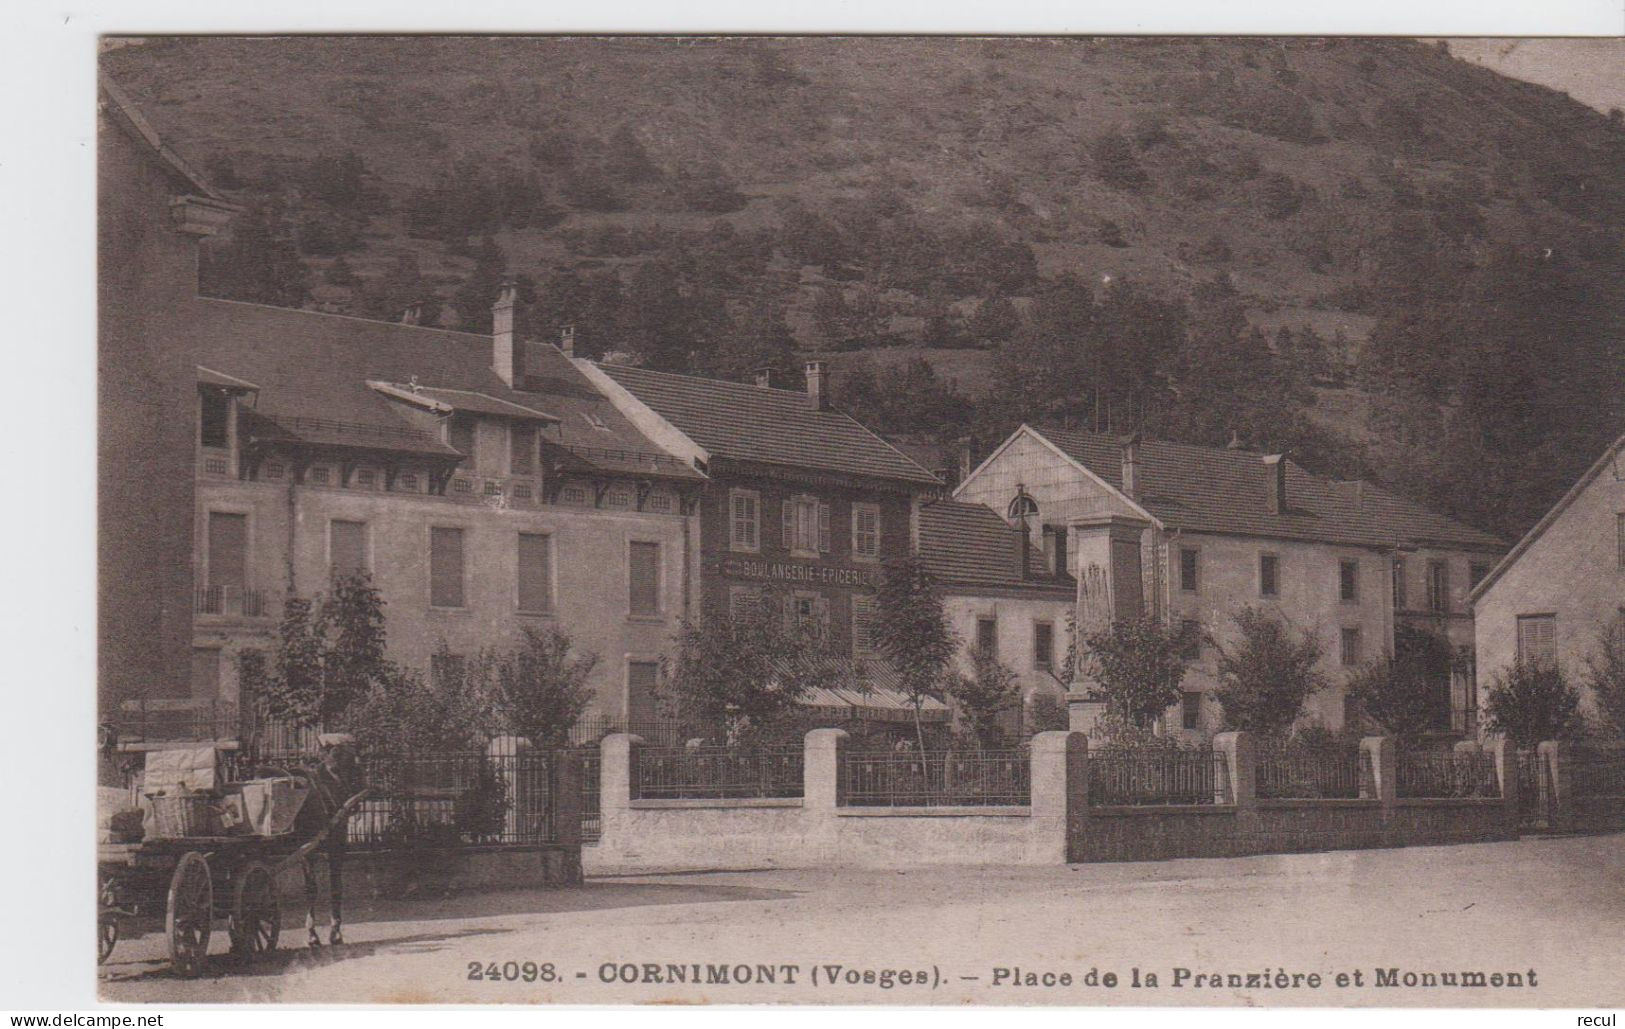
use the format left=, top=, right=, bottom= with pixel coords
left=631, top=746, right=805, bottom=800
left=1516, top=749, right=1550, bottom=830
left=1255, top=740, right=1369, bottom=800
left=1088, top=747, right=1229, bottom=806
left=1395, top=749, right=1500, bottom=799
left=839, top=749, right=1030, bottom=807
left=110, top=699, right=242, bottom=744
left=579, top=749, right=602, bottom=842
left=194, top=584, right=269, bottom=618
left=569, top=717, right=690, bottom=748
left=351, top=749, right=564, bottom=847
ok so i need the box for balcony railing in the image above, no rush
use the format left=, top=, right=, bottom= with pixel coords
left=111, top=698, right=242, bottom=744
left=194, top=584, right=269, bottom=618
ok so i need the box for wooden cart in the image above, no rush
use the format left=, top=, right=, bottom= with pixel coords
left=97, top=787, right=369, bottom=976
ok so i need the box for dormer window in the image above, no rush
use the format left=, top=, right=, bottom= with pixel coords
left=199, top=389, right=230, bottom=449
left=582, top=412, right=611, bottom=432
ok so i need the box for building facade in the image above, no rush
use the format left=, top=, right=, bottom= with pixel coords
left=1470, top=433, right=1625, bottom=726
left=956, top=426, right=1507, bottom=737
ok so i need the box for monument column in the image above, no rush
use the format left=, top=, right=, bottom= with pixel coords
left=1065, top=513, right=1153, bottom=734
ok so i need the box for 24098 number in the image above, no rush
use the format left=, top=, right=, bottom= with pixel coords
left=467, top=961, right=558, bottom=983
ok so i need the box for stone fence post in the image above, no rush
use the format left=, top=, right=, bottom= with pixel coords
left=553, top=743, right=582, bottom=850
left=1361, top=736, right=1396, bottom=817
left=1212, top=731, right=1255, bottom=810
left=1486, top=736, right=1518, bottom=823
left=1029, top=730, right=1086, bottom=864
left=597, top=733, right=641, bottom=857
left=803, top=728, right=847, bottom=811
left=1538, top=740, right=1571, bottom=831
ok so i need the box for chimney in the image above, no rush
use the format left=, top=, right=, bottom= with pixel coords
left=805, top=360, right=829, bottom=411
left=559, top=324, right=576, bottom=358
left=753, top=366, right=774, bottom=389
left=1226, top=430, right=1244, bottom=450
left=1262, top=454, right=1287, bottom=515
left=400, top=301, right=421, bottom=326
left=1121, top=433, right=1142, bottom=500
left=957, top=436, right=974, bottom=486
left=492, top=280, right=518, bottom=386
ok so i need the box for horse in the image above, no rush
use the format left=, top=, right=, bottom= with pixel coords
left=285, top=734, right=363, bottom=948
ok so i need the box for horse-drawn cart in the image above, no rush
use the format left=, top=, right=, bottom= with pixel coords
left=98, top=745, right=368, bottom=977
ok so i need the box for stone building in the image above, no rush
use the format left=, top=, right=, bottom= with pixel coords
left=956, top=426, right=1506, bottom=736
left=1470, top=432, right=1625, bottom=726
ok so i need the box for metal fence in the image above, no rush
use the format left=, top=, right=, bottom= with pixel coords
left=1088, top=747, right=1229, bottom=806
left=631, top=746, right=805, bottom=801
left=579, top=749, right=601, bottom=842
left=109, top=700, right=242, bottom=744
left=1571, top=743, right=1625, bottom=798
left=839, top=749, right=1030, bottom=807
left=350, top=749, right=563, bottom=847
left=569, top=717, right=690, bottom=748
left=1395, top=749, right=1500, bottom=799
left=1516, top=749, right=1550, bottom=830
left=1255, top=740, right=1369, bottom=800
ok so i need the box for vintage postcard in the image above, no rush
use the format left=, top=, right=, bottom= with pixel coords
left=91, top=34, right=1624, bottom=1007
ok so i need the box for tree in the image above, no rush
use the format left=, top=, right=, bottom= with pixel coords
left=1211, top=607, right=1325, bottom=736
left=1583, top=621, right=1625, bottom=737
left=198, top=202, right=308, bottom=308
left=238, top=573, right=390, bottom=730
left=947, top=645, right=1021, bottom=748
left=874, top=554, right=959, bottom=752
left=473, top=628, right=598, bottom=746
left=1484, top=658, right=1583, bottom=748
left=663, top=591, right=854, bottom=742
left=1080, top=616, right=1196, bottom=737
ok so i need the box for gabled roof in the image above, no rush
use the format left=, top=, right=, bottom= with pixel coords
left=369, top=381, right=562, bottom=423
left=1027, top=426, right=1505, bottom=552
left=593, top=364, right=942, bottom=488
left=1470, top=432, right=1625, bottom=604
left=99, top=72, right=224, bottom=202
left=189, top=298, right=701, bottom=481
left=196, top=365, right=260, bottom=393
left=919, top=499, right=1071, bottom=595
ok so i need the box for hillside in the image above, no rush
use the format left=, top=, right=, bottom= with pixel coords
left=101, top=36, right=1625, bottom=539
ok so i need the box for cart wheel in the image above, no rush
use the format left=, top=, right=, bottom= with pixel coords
left=98, top=914, right=118, bottom=964
left=229, top=861, right=280, bottom=960
left=165, top=851, right=212, bottom=978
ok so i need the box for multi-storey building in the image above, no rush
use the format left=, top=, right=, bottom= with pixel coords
left=579, top=360, right=947, bottom=724
left=1471, top=433, right=1625, bottom=728
left=956, top=426, right=1506, bottom=736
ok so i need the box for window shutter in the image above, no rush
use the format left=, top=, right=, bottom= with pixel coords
left=629, top=541, right=660, bottom=616
left=429, top=527, right=465, bottom=608
left=330, top=520, right=367, bottom=579
left=814, top=595, right=831, bottom=640
left=782, top=500, right=795, bottom=551
left=517, top=533, right=552, bottom=613
left=1518, top=615, right=1556, bottom=663
left=818, top=502, right=831, bottom=553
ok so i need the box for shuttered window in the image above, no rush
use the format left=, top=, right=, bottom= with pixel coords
left=1181, top=691, right=1203, bottom=731
left=782, top=495, right=829, bottom=555
left=852, top=594, right=879, bottom=658
left=1034, top=621, right=1054, bottom=671
left=517, top=532, right=553, bottom=613
left=1339, top=559, right=1358, bottom=602
left=429, top=527, right=465, bottom=608
left=329, top=520, right=367, bottom=580
left=1179, top=548, right=1199, bottom=593
left=510, top=423, right=536, bottom=475
left=789, top=592, right=830, bottom=640
left=1516, top=614, right=1557, bottom=665
left=1427, top=560, right=1450, bottom=613
left=976, top=617, right=997, bottom=654
left=852, top=503, right=881, bottom=560
left=1259, top=553, right=1279, bottom=597
left=627, top=661, right=661, bottom=725
left=730, top=490, right=760, bottom=552
left=207, top=512, right=247, bottom=588
left=629, top=541, right=660, bottom=617
left=1340, top=627, right=1362, bottom=666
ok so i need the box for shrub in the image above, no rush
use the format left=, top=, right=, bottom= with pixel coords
left=1483, top=658, right=1583, bottom=749
left=1080, top=616, right=1197, bottom=738
left=947, top=645, right=1021, bottom=748
left=1212, top=607, right=1325, bottom=736
left=1583, top=621, right=1625, bottom=737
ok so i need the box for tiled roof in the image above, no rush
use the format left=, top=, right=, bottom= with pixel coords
left=188, top=299, right=701, bottom=481
left=1033, top=426, right=1505, bottom=552
left=919, top=500, right=1072, bottom=594
left=369, top=382, right=562, bottom=423
left=595, top=364, right=942, bottom=487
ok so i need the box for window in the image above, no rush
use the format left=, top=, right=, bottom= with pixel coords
left=1339, top=559, right=1358, bottom=603
left=510, top=423, right=537, bottom=476
left=629, top=541, right=661, bottom=617
left=1393, top=557, right=1407, bottom=610
left=852, top=595, right=879, bottom=659
left=1516, top=614, right=1556, bottom=665
left=1340, top=627, right=1362, bottom=666
left=1042, top=525, right=1069, bottom=578
left=729, top=490, right=760, bottom=552
left=1034, top=621, right=1055, bottom=671
left=782, top=495, right=830, bottom=556
left=1179, top=548, right=1199, bottom=592
left=517, top=533, right=553, bottom=614
left=790, top=592, right=830, bottom=640
left=429, top=527, right=465, bottom=608
left=627, top=661, right=660, bottom=725
left=329, top=520, right=367, bottom=580
left=1180, top=620, right=1203, bottom=661
left=431, top=653, right=465, bottom=690
left=199, top=390, right=230, bottom=448
left=976, top=616, right=998, bottom=654
left=447, top=415, right=477, bottom=464
left=852, top=503, right=882, bottom=560
left=1259, top=553, right=1279, bottom=597
left=207, top=512, right=247, bottom=589
left=1181, top=691, right=1203, bottom=731
left=1427, top=560, right=1450, bottom=613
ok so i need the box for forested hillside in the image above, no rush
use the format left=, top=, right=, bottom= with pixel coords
left=102, top=36, right=1625, bottom=539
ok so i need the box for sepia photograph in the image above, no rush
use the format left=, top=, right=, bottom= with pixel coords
left=78, top=30, right=1624, bottom=1008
